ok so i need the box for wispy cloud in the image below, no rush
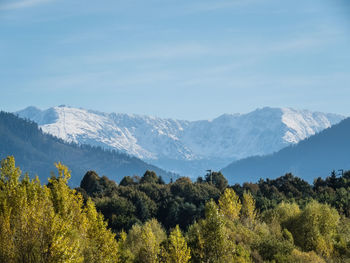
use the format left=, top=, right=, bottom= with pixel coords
left=82, top=33, right=328, bottom=64
left=0, top=0, right=53, bottom=10
left=181, top=0, right=275, bottom=14
left=54, top=43, right=211, bottom=66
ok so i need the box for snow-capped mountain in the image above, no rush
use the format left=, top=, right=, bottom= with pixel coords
left=221, top=117, right=350, bottom=184
left=0, top=111, right=172, bottom=186
left=16, top=106, right=345, bottom=177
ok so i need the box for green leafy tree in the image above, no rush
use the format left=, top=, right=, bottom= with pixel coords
left=291, top=201, right=340, bottom=258
left=125, top=219, right=166, bottom=263
left=140, top=171, right=159, bottom=184
left=187, top=200, right=233, bottom=263
left=205, top=172, right=228, bottom=192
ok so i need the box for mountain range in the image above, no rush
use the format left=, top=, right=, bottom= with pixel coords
left=221, top=117, right=350, bottom=184
left=16, top=106, right=345, bottom=177
left=0, top=111, right=172, bottom=186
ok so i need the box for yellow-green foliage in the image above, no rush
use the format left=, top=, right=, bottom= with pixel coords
left=138, top=223, right=159, bottom=263
left=218, top=188, right=242, bottom=220
left=275, top=249, right=326, bottom=263
left=118, top=231, right=134, bottom=263
left=262, top=202, right=301, bottom=238
left=291, top=201, right=340, bottom=258
left=124, top=218, right=166, bottom=263
left=260, top=200, right=347, bottom=262
left=2, top=155, right=350, bottom=263
left=187, top=200, right=251, bottom=263
left=163, top=225, right=191, bottom=263
left=187, top=200, right=230, bottom=263
left=0, top=156, right=118, bottom=263
left=241, top=191, right=257, bottom=226
left=274, top=202, right=301, bottom=226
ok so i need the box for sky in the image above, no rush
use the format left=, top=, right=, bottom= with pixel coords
left=0, top=0, right=349, bottom=120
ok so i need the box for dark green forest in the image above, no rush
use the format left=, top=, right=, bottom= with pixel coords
left=78, top=169, right=350, bottom=234
left=73, top=166, right=350, bottom=262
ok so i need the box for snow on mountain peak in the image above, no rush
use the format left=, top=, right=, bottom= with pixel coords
left=16, top=106, right=345, bottom=176
left=281, top=107, right=337, bottom=143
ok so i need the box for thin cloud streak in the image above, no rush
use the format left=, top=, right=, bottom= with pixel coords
left=181, top=0, right=274, bottom=14
left=53, top=43, right=211, bottom=66
left=53, top=31, right=331, bottom=68
left=0, top=0, right=53, bottom=10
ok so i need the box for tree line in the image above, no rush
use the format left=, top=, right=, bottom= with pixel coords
left=1, top=156, right=350, bottom=262
left=78, top=168, right=350, bottom=234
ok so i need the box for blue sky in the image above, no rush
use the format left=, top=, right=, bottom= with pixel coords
left=0, top=0, right=349, bottom=120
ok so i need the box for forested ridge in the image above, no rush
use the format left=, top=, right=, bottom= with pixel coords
left=0, top=111, right=172, bottom=185
left=1, top=156, right=350, bottom=262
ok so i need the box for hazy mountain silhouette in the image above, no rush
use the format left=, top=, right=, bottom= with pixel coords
left=221, top=117, right=350, bottom=184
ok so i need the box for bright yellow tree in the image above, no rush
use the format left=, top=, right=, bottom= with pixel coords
left=124, top=219, right=166, bottom=263
left=241, top=191, right=256, bottom=226
left=0, top=156, right=119, bottom=263
left=164, top=225, right=191, bottom=263
left=218, top=188, right=242, bottom=221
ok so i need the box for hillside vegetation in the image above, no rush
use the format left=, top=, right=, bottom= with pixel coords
left=1, top=156, right=350, bottom=262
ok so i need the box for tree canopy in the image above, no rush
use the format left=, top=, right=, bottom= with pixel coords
left=0, top=156, right=118, bottom=263
left=1, top=156, right=350, bottom=262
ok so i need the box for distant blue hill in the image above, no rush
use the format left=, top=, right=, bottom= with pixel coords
left=0, top=111, right=174, bottom=186
left=221, top=117, right=350, bottom=184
